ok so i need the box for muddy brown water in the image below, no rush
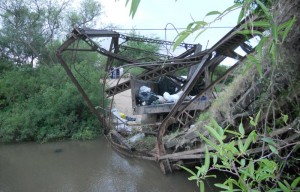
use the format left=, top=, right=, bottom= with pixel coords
left=0, top=137, right=223, bottom=192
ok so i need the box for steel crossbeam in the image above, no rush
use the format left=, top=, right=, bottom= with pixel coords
left=119, top=34, right=195, bottom=49
left=119, top=45, right=171, bottom=59
left=105, top=50, right=209, bottom=97
left=105, top=46, right=199, bottom=96
left=157, top=16, right=265, bottom=171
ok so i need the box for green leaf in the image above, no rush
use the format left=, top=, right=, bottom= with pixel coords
left=241, top=20, right=271, bottom=29
left=198, top=132, right=219, bottom=152
left=255, top=110, right=261, bottom=125
left=237, top=5, right=245, bottom=23
left=126, top=0, right=141, bottom=18
left=211, top=119, right=224, bottom=137
left=249, top=159, right=255, bottom=175
left=204, top=147, right=210, bottom=173
left=268, top=188, right=282, bottom=192
left=193, top=21, right=208, bottom=28
left=238, top=122, right=245, bottom=136
left=205, top=125, right=223, bottom=144
left=238, top=139, right=245, bottom=154
left=244, top=131, right=256, bottom=151
left=228, top=141, right=239, bottom=155
left=205, top=11, right=221, bottom=17
left=269, top=145, right=279, bottom=155
left=281, top=16, right=296, bottom=42
left=188, top=175, right=198, bottom=181
left=178, top=165, right=196, bottom=176
left=173, top=31, right=191, bottom=51
left=238, top=30, right=263, bottom=36
left=291, top=176, right=300, bottom=189
left=224, top=178, right=233, bottom=190
left=283, top=180, right=291, bottom=189
left=213, top=154, right=218, bottom=165
left=225, top=129, right=241, bottom=137
left=194, top=29, right=207, bottom=40
left=205, top=175, right=217, bottom=178
left=255, top=0, right=271, bottom=19
left=222, top=3, right=242, bottom=19
left=278, top=181, right=290, bottom=192
left=261, top=137, right=276, bottom=146
left=196, top=166, right=202, bottom=177
left=240, top=159, right=246, bottom=167
left=186, top=22, right=195, bottom=30
left=281, top=113, right=288, bottom=124
left=186, top=21, right=207, bottom=31
left=255, top=37, right=268, bottom=59
left=215, top=183, right=230, bottom=190
left=251, top=20, right=271, bottom=28
left=269, top=42, right=277, bottom=62
left=247, top=55, right=263, bottom=78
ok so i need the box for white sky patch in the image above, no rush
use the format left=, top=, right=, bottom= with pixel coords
left=100, top=0, right=135, bottom=27
left=70, top=0, right=241, bottom=45
left=99, top=0, right=241, bottom=46
left=74, top=0, right=245, bottom=64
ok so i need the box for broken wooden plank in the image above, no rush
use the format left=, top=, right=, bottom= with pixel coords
left=110, top=130, right=132, bottom=150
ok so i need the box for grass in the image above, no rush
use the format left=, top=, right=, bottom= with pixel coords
left=133, top=135, right=156, bottom=151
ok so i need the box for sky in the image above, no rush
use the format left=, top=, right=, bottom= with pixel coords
left=77, top=0, right=244, bottom=64
left=100, top=0, right=240, bottom=46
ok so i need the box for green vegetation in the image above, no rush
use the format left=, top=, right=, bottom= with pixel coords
left=181, top=117, right=300, bottom=191
left=125, top=0, right=300, bottom=191
left=127, top=67, right=145, bottom=76
left=0, top=0, right=107, bottom=143
left=0, top=0, right=102, bottom=67
left=182, top=0, right=300, bottom=190
left=133, top=136, right=156, bottom=151
left=0, top=63, right=105, bottom=143
left=118, top=31, right=162, bottom=76
left=120, top=31, right=162, bottom=62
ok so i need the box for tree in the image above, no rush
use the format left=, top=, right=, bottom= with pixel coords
left=119, top=31, right=162, bottom=62
left=0, top=0, right=108, bottom=142
left=0, top=0, right=102, bottom=67
left=64, top=0, right=102, bottom=32
left=0, top=0, right=67, bottom=66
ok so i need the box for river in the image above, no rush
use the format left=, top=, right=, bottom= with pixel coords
left=0, top=137, right=222, bottom=192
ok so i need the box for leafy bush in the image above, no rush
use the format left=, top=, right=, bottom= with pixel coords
left=180, top=117, right=300, bottom=191
left=0, top=63, right=106, bottom=142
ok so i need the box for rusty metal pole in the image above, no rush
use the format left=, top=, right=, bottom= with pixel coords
left=56, top=51, right=106, bottom=132
left=156, top=54, right=210, bottom=174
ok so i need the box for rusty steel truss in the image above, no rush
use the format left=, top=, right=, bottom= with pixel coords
left=56, top=15, right=264, bottom=174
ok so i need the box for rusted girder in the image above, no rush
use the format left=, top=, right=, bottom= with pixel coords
left=80, top=35, right=137, bottom=64
left=105, top=50, right=209, bottom=97
left=56, top=50, right=105, bottom=132
left=175, top=55, right=226, bottom=127
left=174, top=56, right=244, bottom=128
left=75, top=28, right=120, bottom=38
left=119, top=34, right=195, bottom=49
left=119, top=45, right=171, bottom=59
left=156, top=16, right=264, bottom=174
left=104, top=45, right=199, bottom=96
left=55, top=27, right=199, bottom=99
left=105, top=15, right=261, bottom=98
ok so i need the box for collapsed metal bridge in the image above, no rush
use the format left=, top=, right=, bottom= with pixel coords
left=56, top=15, right=263, bottom=174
